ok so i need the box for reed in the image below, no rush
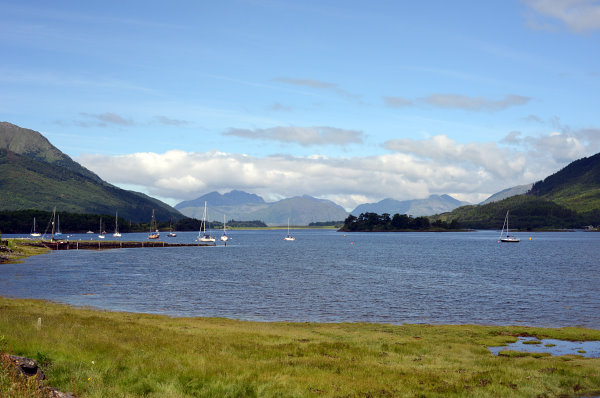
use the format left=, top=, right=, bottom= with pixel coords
left=1, top=297, right=599, bottom=397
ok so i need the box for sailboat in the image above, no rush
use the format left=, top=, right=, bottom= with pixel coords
left=198, top=202, right=215, bottom=243
left=283, top=218, right=295, bottom=241
left=220, top=215, right=229, bottom=243
left=499, top=210, right=520, bottom=243
left=54, top=214, right=63, bottom=236
left=98, top=217, right=106, bottom=239
left=148, top=210, right=160, bottom=239
left=42, top=207, right=68, bottom=250
left=167, top=218, right=176, bottom=237
left=113, top=211, right=122, bottom=237
left=30, top=217, right=41, bottom=237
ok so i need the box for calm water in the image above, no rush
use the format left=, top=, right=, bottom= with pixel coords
left=1, top=230, right=599, bottom=328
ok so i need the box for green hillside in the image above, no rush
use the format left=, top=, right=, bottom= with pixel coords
left=433, top=152, right=600, bottom=229
left=0, top=123, right=182, bottom=222
left=0, top=121, right=101, bottom=182
left=435, top=195, right=592, bottom=229
left=530, top=152, right=600, bottom=214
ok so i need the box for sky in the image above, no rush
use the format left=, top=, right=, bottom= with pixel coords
left=1, top=0, right=600, bottom=210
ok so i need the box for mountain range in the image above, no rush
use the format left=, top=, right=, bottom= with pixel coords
left=175, top=191, right=349, bottom=226
left=350, top=194, right=469, bottom=217
left=175, top=191, right=472, bottom=225
left=3, top=121, right=597, bottom=229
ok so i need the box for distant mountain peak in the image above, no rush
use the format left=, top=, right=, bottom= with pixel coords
left=176, top=192, right=348, bottom=225
left=175, top=190, right=265, bottom=210
left=351, top=194, right=468, bottom=217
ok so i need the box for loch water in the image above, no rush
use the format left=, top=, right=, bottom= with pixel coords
left=1, top=230, right=599, bottom=328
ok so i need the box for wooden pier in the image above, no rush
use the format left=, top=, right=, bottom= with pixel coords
left=21, top=240, right=215, bottom=251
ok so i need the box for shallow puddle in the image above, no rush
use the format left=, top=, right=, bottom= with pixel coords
left=489, top=336, right=600, bottom=358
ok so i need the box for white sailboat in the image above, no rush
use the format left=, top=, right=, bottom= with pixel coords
left=220, top=215, right=229, bottom=243
left=41, top=207, right=68, bottom=250
left=30, top=217, right=41, bottom=237
left=198, top=202, right=215, bottom=243
left=148, top=210, right=160, bottom=239
left=284, top=218, right=295, bottom=241
left=113, top=211, right=122, bottom=237
left=499, top=210, right=520, bottom=243
left=167, top=218, right=176, bottom=237
left=54, top=214, right=63, bottom=236
left=98, top=217, right=105, bottom=239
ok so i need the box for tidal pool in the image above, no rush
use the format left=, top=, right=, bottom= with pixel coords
left=489, top=336, right=600, bottom=358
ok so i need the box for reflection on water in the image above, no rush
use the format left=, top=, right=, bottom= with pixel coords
left=1, top=230, right=599, bottom=327
left=489, top=336, right=600, bottom=358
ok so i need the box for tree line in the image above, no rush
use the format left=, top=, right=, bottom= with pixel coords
left=340, top=212, right=460, bottom=232
left=0, top=210, right=266, bottom=234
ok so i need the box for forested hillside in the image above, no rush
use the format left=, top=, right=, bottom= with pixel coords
left=0, top=122, right=182, bottom=222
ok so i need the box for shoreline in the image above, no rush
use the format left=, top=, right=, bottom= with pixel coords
left=1, top=296, right=599, bottom=397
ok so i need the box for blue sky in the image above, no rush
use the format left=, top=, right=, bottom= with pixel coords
left=2, top=0, right=600, bottom=209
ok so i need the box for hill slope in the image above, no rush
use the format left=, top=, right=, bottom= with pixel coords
left=0, top=122, right=181, bottom=222
left=530, top=152, right=600, bottom=214
left=435, top=152, right=600, bottom=229
left=436, top=195, right=584, bottom=229
left=480, top=183, right=533, bottom=205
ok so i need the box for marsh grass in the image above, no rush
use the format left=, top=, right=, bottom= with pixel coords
left=1, top=298, right=599, bottom=397
left=0, top=239, right=49, bottom=263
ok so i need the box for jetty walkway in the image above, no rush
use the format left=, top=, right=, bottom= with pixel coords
left=20, top=240, right=215, bottom=250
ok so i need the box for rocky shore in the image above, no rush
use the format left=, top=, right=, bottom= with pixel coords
left=2, top=353, right=76, bottom=397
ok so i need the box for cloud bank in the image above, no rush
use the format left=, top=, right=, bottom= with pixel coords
left=77, top=130, right=600, bottom=210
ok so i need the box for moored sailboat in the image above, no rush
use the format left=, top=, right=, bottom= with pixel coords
left=499, top=210, right=520, bottom=243
left=148, top=210, right=160, bottom=239
left=30, top=217, right=41, bottom=237
left=98, top=217, right=106, bottom=239
left=42, top=207, right=68, bottom=250
left=283, top=218, right=295, bottom=241
left=54, top=214, right=63, bottom=236
left=198, top=202, right=215, bottom=243
left=220, top=215, right=229, bottom=243
left=113, top=211, right=122, bottom=237
left=167, top=218, right=176, bottom=237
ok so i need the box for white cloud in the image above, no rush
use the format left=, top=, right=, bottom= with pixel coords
left=524, top=0, right=600, bottom=32
left=383, top=96, right=413, bottom=108
left=154, top=115, right=190, bottom=126
left=422, top=94, right=531, bottom=111
left=79, top=112, right=134, bottom=127
left=274, top=77, right=360, bottom=99
left=77, top=131, right=600, bottom=211
left=222, top=126, right=364, bottom=147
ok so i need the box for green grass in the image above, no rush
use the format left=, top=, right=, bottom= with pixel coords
left=0, top=238, right=49, bottom=263
left=1, top=298, right=599, bottom=397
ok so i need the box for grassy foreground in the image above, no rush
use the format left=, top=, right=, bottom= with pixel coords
left=1, top=298, right=599, bottom=397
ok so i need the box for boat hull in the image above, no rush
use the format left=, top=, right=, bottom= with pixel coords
left=500, top=238, right=520, bottom=243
